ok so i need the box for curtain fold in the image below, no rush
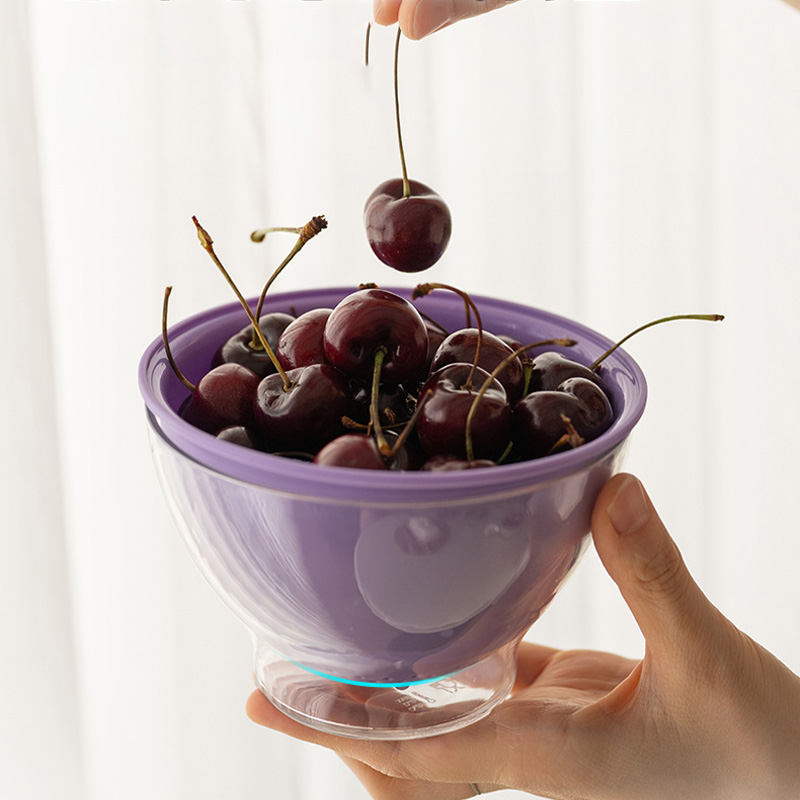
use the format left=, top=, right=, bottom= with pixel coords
left=4, top=1, right=800, bottom=799
left=0, top=1, right=83, bottom=798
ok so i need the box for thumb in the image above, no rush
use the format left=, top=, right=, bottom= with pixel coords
left=591, top=474, right=716, bottom=660
left=376, top=0, right=522, bottom=40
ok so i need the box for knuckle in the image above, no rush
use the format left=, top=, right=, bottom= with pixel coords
left=633, top=539, right=687, bottom=600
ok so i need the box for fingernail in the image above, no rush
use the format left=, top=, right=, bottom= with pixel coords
left=608, top=476, right=651, bottom=536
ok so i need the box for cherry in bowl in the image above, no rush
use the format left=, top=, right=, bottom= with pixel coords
left=139, top=286, right=647, bottom=741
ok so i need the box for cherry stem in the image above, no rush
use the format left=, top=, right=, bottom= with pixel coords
left=495, top=439, right=514, bottom=466
left=161, top=285, right=196, bottom=392
left=365, top=22, right=371, bottom=66
left=342, top=416, right=405, bottom=432
left=417, top=309, right=449, bottom=336
left=548, top=414, right=585, bottom=456
left=249, top=215, right=327, bottom=348
left=464, top=337, right=577, bottom=462
left=370, top=347, right=392, bottom=457
left=250, top=226, right=304, bottom=242
left=192, top=216, right=293, bottom=391
left=412, top=282, right=484, bottom=388
left=388, top=389, right=430, bottom=460
left=589, top=313, right=725, bottom=372
left=393, top=28, right=411, bottom=199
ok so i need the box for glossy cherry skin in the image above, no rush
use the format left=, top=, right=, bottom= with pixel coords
left=383, top=429, right=426, bottom=471
left=429, top=328, right=525, bottom=403
left=497, top=333, right=523, bottom=352
left=512, top=379, right=613, bottom=459
left=364, top=178, right=452, bottom=273
left=215, top=425, right=257, bottom=449
left=212, top=312, right=294, bottom=379
left=253, top=363, right=354, bottom=453
left=350, top=381, right=415, bottom=428
left=423, top=319, right=448, bottom=373
left=559, top=377, right=614, bottom=428
left=323, top=288, right=429, bottom=385
left=276, top=308, right=332, bottom=371
left=527, top=352, right=602, bottom=392
left=313, top=435, right=387, bottom=470
left=181, top=363, right=260, bottom=434
left=416, top=363, right=511, bottom=461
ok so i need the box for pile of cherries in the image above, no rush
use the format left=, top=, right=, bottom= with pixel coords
left=169, top=279, right=616, bottom=472
left=162, top=29, right=722, bottom=472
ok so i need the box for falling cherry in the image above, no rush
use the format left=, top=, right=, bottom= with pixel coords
left=364, top=28, right=452, bottom=273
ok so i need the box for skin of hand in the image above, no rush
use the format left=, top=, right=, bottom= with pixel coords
left=375, top=0, right=800, bottom=41
left=373, top=0, right=523, bottom=40
left=246, top=473, right=800, bottom=800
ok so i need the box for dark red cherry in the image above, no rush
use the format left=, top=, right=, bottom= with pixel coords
left=559, top=377, right=614, bottom=429
left=429, top=328, right=525, bottom=403
left=382, top=429, right=425, bottom=471
left=512, top=382, right=613, bottom=460
left=215, top=425, right=257, bottom=449
left=212, top=312, right=295, bottom=378
left=364, top=178, right=452, bottom=273
left=350, top=381, right=415, bottom=428
left=313, top=434, right=388, bottom=470
left=181, top=363, right=260, bottom=434
left=364, top=31, right=452, bottom=273
left=497, top=333, right=523, bottom=352
left=253, top=363, right=354, bottom=453
left=416, top=363, right=510, bottom=461
left=527, top=352, right=602, bottom=392
left=323, top=288, right=428, bottom=385
left=423, top=318, right=448, bottom=372
left=276, top=307, right=332, bottom=370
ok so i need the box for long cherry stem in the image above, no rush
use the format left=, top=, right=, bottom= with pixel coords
left=249, top=215, right=327, bottom=348
left=412, top=282, right=484, bottom=388
left=388, top=389, right=430, bottom=460
left=192, top=216, right=294, bottom=391
left=393, top=28, right=411, bottom=199
left=161, top=285, right=196, bottom=392
left=590, top=313, right=724, bottom=372
left=370, top=347, right=392, bottom=457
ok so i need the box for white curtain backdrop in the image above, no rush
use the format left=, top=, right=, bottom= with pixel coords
left=3, top=1, right=800, bottom=798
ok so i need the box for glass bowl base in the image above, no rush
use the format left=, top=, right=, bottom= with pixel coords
left=253, top=641, right=517, bottom=740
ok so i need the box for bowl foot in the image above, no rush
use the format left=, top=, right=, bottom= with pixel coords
left=253, top=641, right=517, bottom=740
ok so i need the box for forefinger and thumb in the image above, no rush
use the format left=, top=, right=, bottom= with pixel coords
left=591, top=473, right=725, bottom=664
left=373, top=0, right=522, bottom=40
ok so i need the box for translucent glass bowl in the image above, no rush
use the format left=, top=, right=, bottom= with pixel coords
left=139, top=286, right=647, bottom=739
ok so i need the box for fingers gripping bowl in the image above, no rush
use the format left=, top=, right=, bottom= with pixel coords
left=138, top=286, right=647, bottom=739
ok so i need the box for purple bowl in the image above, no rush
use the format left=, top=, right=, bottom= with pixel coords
left=139, top=286, right=646, bottom=739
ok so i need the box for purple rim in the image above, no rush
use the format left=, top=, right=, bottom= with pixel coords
left=139, top=286, right=647, bottom=502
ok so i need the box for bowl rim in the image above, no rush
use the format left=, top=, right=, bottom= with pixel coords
left=139, top=285, right=648, bottom=500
